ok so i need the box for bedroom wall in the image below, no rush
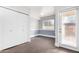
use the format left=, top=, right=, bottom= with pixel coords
left=30, top=17, right=39, bottom=37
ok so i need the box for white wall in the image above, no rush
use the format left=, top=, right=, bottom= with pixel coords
left=0, top=7, right=31, bottom=50
left=30, top=17, right=39, bottom=37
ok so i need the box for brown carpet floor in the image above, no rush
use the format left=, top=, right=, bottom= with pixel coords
left=0, top=36, right=77, bottom=53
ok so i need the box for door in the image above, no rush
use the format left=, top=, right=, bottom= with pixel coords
left=0, top=7, right=30, bottom=50
left=60, top=9, right=77, bottom=47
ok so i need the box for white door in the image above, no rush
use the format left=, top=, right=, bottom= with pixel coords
left=0, top=7, right=30, bottom=50
left=60, top=9, right=77, bottom=47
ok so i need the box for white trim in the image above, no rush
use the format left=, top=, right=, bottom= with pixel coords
left=30, top=34, right=55, bottom=38
left=30, top=35, right=38, bottom=38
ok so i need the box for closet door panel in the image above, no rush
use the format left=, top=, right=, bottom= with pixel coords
left=0, top=7, right=30, bottom=50
left=15, top=15, right=29, bottom=43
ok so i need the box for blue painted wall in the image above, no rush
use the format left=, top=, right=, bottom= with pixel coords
left=35, top=30, right=55, bottom=36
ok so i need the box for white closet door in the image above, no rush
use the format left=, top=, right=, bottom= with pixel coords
left=0, top=7, right=30, bottom=50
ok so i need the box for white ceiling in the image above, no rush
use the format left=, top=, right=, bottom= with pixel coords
left=4, top=6, right=55, bottom=19
left=29, top=6, right=55, bottom=19
left=28, top=6, right=42, bottom=19
left=40, top=6, right=54, bottom=17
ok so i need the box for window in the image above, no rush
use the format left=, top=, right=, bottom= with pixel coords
left=42, top=19, right=54, bottom=30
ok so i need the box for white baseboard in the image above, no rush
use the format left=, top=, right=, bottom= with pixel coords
left=30, top=35, right=38, bottom=38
